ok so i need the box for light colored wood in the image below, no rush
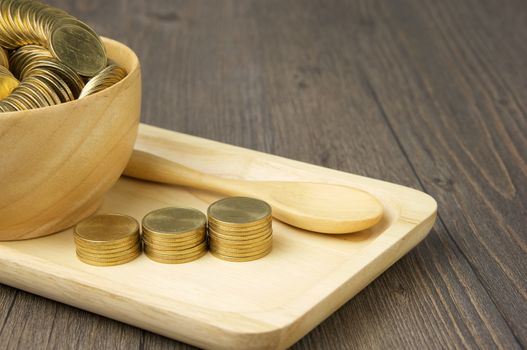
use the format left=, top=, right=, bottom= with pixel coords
left=124, top=150, right=383, bottom=233
left=0, top=38, right=141, bottom=240
left=0, top=124, right=437, bottom=349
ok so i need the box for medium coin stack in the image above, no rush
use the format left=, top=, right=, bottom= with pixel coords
left=208, top=197, right=273, bottom=262
left=0, top=1, right=127, bottom=112
left=142, top=207, right=208, bottom=264
left=74, top=214, right=142, bottom=266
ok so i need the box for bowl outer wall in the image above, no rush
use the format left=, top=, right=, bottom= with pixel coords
left=0, top=37, right=142, bottom=240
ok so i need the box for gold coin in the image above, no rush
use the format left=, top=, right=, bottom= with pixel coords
left=49, top=20, right=107, bottom=76
left=75, top=241, right=141, bottom=255
left=7, top=44, right=84, bottom=107
left=144, top=239, right=206, bottom=254
left=25, top=75, right=61, bottom=105
left=208, top=218, right=272, bottom=233
left=0, top=66, right=20, bottom=99
left=210, top=241, right=272, bottom=255
left=74, top=213, right=139, bottom=244
left=74, top=234, right=139, bottom=250
left=145, top=249, right=207, bottom=264
left=22, top=58, right=84, bottom=96
left=143, top=234, right=207, bottom=248
left=144, top=241, right=207, bottom=258
left=208, top=227, right=272, bottom=241
left=0, top=97, right=21, bottom=111
left=142, top=228, right=206, bottom=243
left=142, top=207, right=207, bottom=236
left=207, top=197, right=272, bottom=227
left=208, top=231, right=272, bottom=246
left=210, top=248, right=272, bottom=262
left=5, top=82, right=43, bottom=109
left=0, top=1, right=105, bottom=69
left=74, top=232, right=140, bottom=248
left=29, top=67, right=75, bottom=102
left=209, top=222, right=271, bottom=234
left=144, top=249, right=207, bottom=262
left=143, top=231, right=205, bottom=244
left=0, top=48, right=8, bottom=68
left=76, top=251, right=140, bottom=266
left=76, top=246, right=140, bottom=260
left=0, top=2, right=126, bottom=112
left=76, top=250, right=141, bottom=263
left=76, top=242, right=141, bottom=257
left=142, top=236, right=205, bottom=250
left=144, top=246, right=206, bottom=257
left=208, top=212, right=271, bottom=225
left=208, top=233, right=272, bottom=248
left=79, top=64, right=127, bottom=98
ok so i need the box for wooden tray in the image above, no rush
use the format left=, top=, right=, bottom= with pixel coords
left=0, top=123, right=437, bottom=349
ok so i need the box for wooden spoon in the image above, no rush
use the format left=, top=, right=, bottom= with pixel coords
left=123, top=150, right=383, bottom=233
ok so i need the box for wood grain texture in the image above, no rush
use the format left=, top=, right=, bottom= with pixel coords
left=0, top=0, right=525, bottom=349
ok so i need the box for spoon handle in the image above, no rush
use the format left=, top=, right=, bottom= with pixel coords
left=123, top=149, right=247, bottom=195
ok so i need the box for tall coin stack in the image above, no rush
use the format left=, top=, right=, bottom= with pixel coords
left=208, top=197, right=273, bottom=262
left=74, top=214, right=142, bottom=266
left=142, top=207, right=208, bottom=264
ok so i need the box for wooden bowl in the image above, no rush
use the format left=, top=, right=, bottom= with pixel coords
left=0, top=38, right=141, bottom=240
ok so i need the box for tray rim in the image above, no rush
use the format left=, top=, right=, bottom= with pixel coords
left=0, top=123, right=437, bottom=349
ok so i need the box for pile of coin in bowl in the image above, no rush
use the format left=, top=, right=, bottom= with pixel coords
left=142, top=207, right=208, bottom=264
left=207, top=197, right=273, bottom=262
left=0, top=0, right=127, bottom=112
left=74, top=214, right=142, bottom=266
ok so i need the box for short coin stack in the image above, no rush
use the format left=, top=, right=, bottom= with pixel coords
left=208, top=197, right=273, bottom=262
left=142, top=207, right=208, bottom=264
left=74, top=214, right=142, bottom=266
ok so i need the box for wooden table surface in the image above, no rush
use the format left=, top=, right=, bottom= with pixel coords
left=1, top=1, right=525, bottom=349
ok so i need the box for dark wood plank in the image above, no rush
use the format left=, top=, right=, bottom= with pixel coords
left=0, top=290, right=141, bottom=350
left=339, top=0, right=527, bottom=345
left=0, top=0, right=524, bottom=349
left=0, top=286, right=17, bottom=336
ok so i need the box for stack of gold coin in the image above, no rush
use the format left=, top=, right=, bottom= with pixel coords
left=74, top=214, right=142, bottom=266
left=142, top=207, right=208, bottom=264
left=208, top=197, right=273, bottom=262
